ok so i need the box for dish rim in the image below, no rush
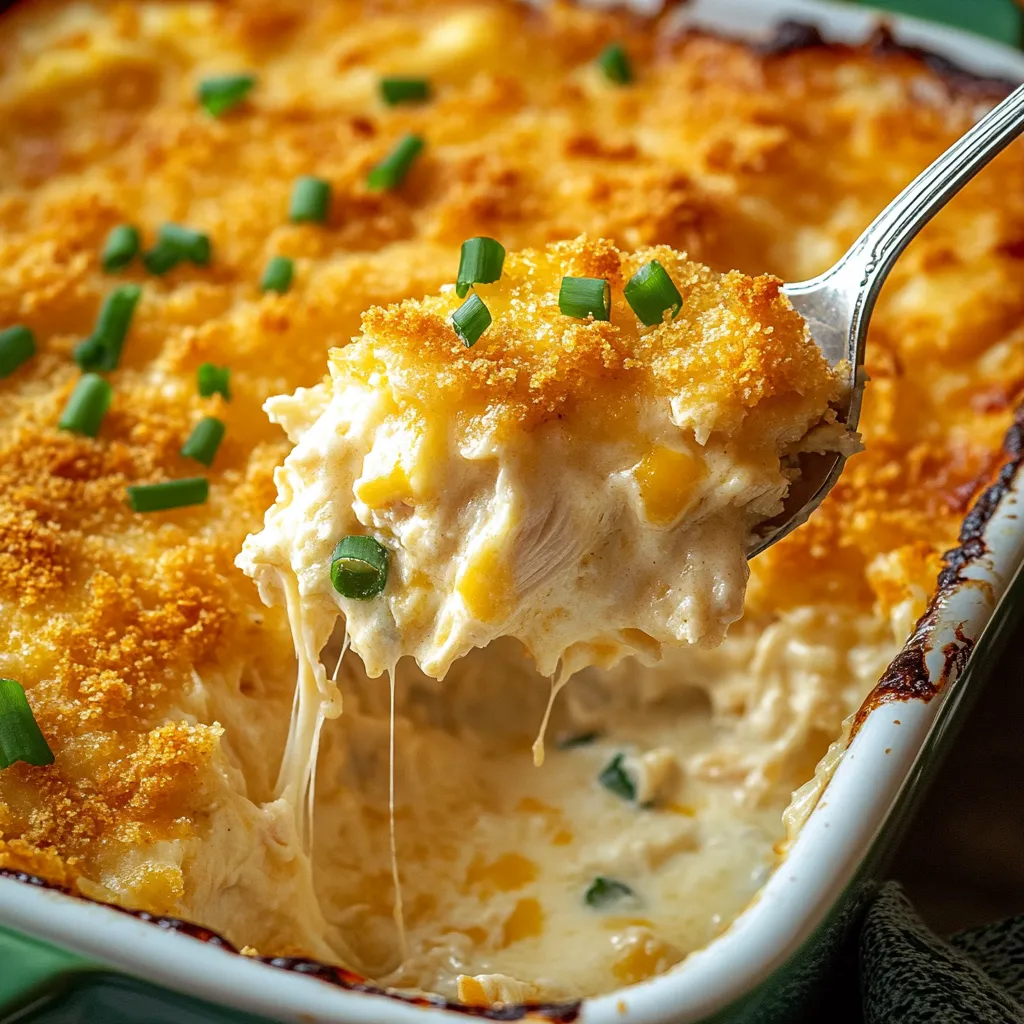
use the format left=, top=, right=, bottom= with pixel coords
left=3, top=2, right=1024, bottom=1022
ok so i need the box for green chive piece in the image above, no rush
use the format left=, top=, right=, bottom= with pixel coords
left=584, top=877, right=638, bottom=910
left=557, top=731, right=601, bottom=750
left=456, top=237, right=505, bottom=299
left=197, top=362, right=231, bottom=400
left=597, top=43, right=632, bottom=85
left=0, top=326, right=36, bottom=378
left=143, top=224, right=211, bottom=274
left=58, top=374, right=112, bottom=438
left=101, top=225, right=141, bottom=273
left=143, top=239, right=181, bottom=276
left=597, top=753, right=636, bottom=802
left=127, top=477, right=209, bottom=513
left=331, top=535, right=389, bottom=600
left=289, top=176, right=332, bottom=224
left=74, top=337, right=103, bottom=368
left=0, top=679, right=54, bottom=770
left=451, top=293, right=491, bottom=348
left=181, top=416, right=225, bottom=467
left=624, top=261, right=683, bottom=327
left=260, top=255, right=294, bottom=294
left=367, top=133, right=424, bottom=191
left=198, top=73, right=256, bottom=117
left=380, top=76, right=431, bottom=106
left=159, top=224, right=211, bottom=265
left=74, top=285, right=142, bottom=371
left=559, top=276, right=611, bottom=321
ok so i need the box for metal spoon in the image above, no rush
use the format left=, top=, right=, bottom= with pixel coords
left=749, top=82, right=1024, bottom=559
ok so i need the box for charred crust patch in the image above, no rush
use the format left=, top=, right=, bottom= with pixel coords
left=260, top=957, right=581, bottom=1022
left=851, top=404, right=1024, bottom=736
left=865, top=25, right=1018, bottom=96
left=756, top=20, right=825, bottom=57
left=0, top=870, right=582, bottom=1022
left=749, top=20, right=1015, bottom=98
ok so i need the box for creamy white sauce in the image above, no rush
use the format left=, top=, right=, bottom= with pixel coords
left=300, top=615, right=895, bottom=999
left=236, top=372, right=774, bottom=689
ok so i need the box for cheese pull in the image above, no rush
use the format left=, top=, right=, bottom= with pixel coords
left=239, top=235, right=850, bottom=686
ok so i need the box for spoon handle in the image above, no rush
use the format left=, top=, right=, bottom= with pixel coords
left=785, top=81, right=1024, bottom=418
left=851, top=81, right=1024, bottom=306
left=766, top=82, right=1024, bottom=561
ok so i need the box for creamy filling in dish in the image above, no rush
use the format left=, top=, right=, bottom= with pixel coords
left=0, top=0, right=1021, bottom=1008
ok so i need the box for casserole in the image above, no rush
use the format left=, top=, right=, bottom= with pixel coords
left=2, top=0, right=1024, bottom=1021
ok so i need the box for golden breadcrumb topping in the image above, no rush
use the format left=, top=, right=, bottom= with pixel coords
left=0, top=0, right=1020, bottom=955
left=348, top=235, right=834, bottom=440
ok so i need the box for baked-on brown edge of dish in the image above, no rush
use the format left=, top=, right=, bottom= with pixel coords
left=851, top=397, right=1024, bottom=734
left=0, top=15, right=1021, bottom=1023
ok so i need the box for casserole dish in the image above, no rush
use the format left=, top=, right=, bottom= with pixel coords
left=3, top=0, right=1024, bottom=1022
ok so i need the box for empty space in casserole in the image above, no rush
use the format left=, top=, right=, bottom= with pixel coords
left=0, top=0, right=1021, bottom=1006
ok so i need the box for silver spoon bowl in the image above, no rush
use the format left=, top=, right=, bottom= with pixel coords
left=748, top=81, right=1024, bottom=559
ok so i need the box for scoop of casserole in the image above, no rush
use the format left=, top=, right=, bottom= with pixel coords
left=238, top=235, right=851, bottom=695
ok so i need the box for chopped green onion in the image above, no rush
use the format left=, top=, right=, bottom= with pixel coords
left=198, top=73, right=256, bottom=117
left=597, top=753, right=635, bottom=802
left=101, top=225, right=140, bottom=273
left=597, top=43, right=632, bottom=85
left=0, top=325, right=35, bottom=378
left=557, top=731, right=601, bottom=750
left=289, top=176, right=332, bottom=224
left=624, top=261, right=683, bottom=326
left=559, top=276, right=610, bottom=321
left=456, top=237, right=505, bottom=299
left=367, top=133, right=424, bottom=191
left=74, top=285, right=142, bottom=371
left=197, top=362, right=231, bottom=400
left=127, top=477, right=209, bottom=513
left=260, top=255, right=294, bottom=294
left=380, top=76, right=431, bottom=106
left=160, top=224, right=211, bottom=265
left=330, top=535, right=389, bottom=600
left=181, top=416, right=225, bottom=467
left=584, top=877, right=638, bottom=910
left=143, top=224, right=211, bottom=274
left=58, top=374, right=112, bottom=438
left=142, top=240, right=181, bottom=276
left=0, top=679, right=54, bottom=770
left=451, top=293, right=491, bottom=348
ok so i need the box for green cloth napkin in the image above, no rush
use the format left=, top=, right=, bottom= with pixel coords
left=860, top=883, right=1024, bottom=1022
left=849, top=0, right=1023, bottom=46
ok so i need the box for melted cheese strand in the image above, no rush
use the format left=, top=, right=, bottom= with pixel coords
left=388, top=663, right=408, bottom=960
left=331, top=632, right=350, bottom=683
left=275, top=570, right=323, bottom=806
left=274, top=568, right=343, bottom=850
left=531, top=672, right=569, bottom=768
left=305, top=705, right=326, bottom=849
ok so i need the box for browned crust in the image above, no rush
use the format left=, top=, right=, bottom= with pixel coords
left=345, top=236, right=835, bottom=435
left=865, top=24, right=1018, bottom=96
left=729, top=19, right=1016, bottom=97
left=851, top=402, right=1024, bottom=736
